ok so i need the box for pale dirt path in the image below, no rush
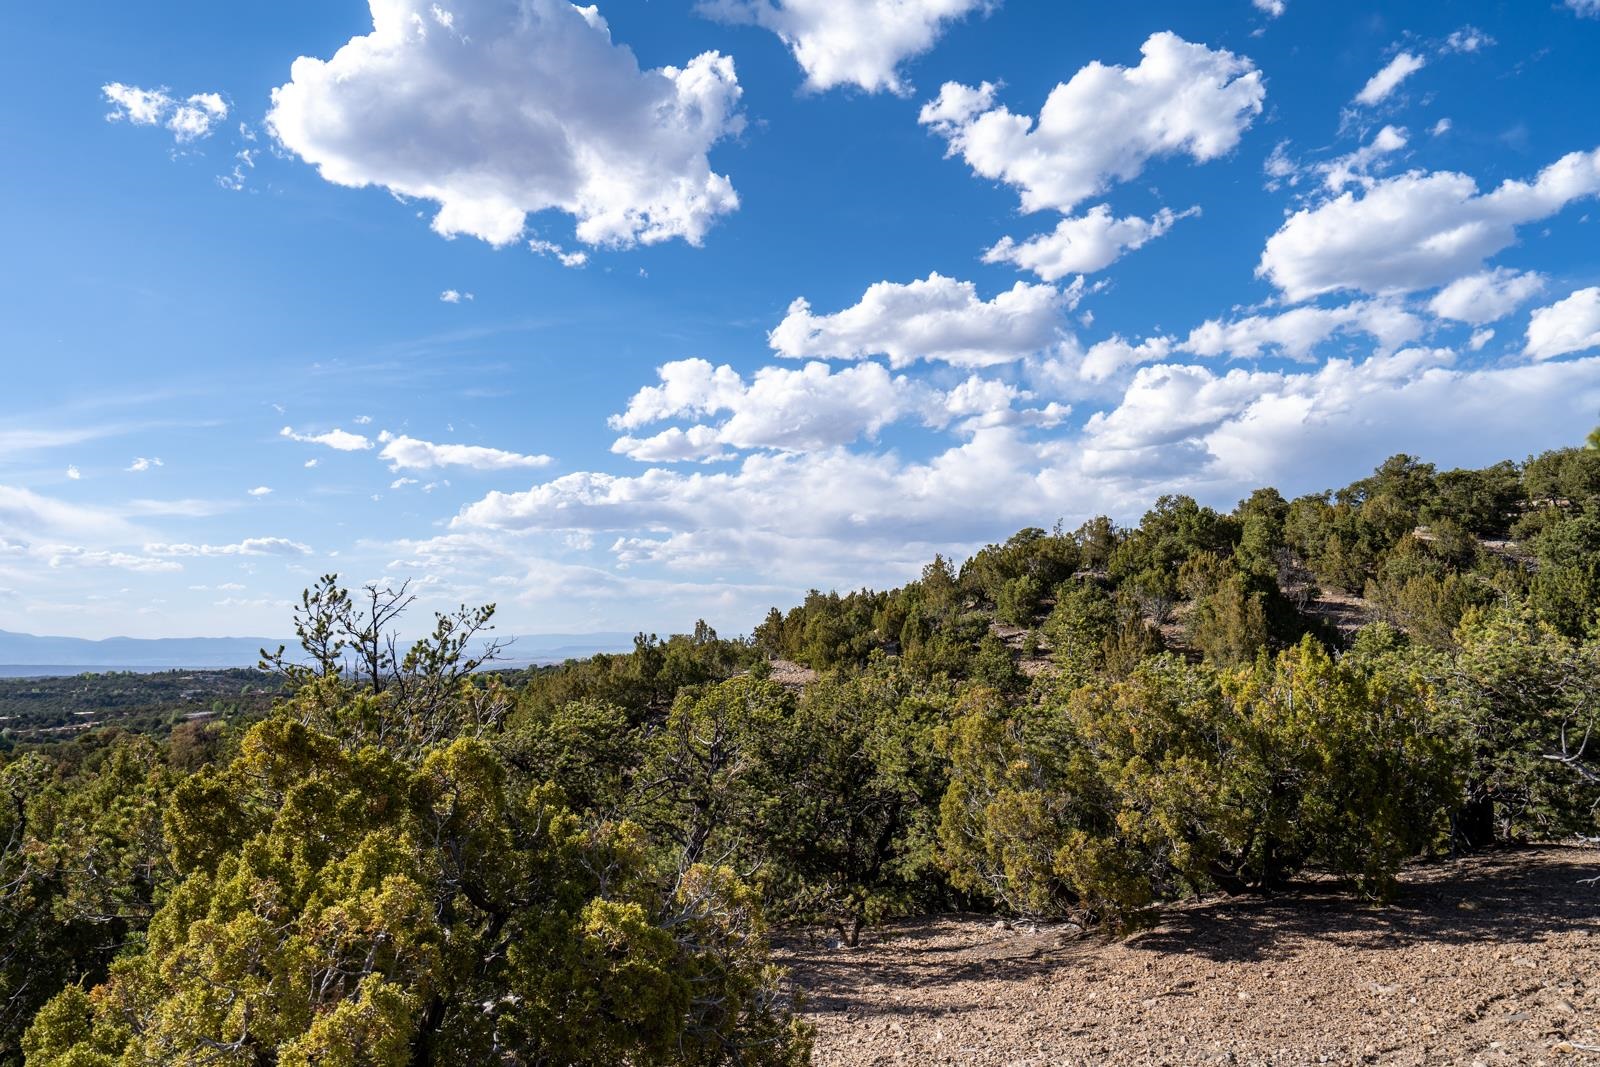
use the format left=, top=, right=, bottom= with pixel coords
left=779, top=847, right=1600, bottom=1067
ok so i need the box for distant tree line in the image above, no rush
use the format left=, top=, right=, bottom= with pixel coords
left=0, top=669, right=279, bottom=747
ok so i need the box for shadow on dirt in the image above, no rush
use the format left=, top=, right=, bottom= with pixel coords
left=781, top=846, right=1600, bottom=1011
left=1128, top=846, right=1600, bottom=963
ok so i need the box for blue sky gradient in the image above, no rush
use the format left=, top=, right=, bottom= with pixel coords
left=3, top=0, right=1599, bottom=638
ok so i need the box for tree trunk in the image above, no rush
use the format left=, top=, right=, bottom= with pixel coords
left=1452, top=795, right=1496, bottom=852
left=409, top=994, right=446, bottom=1067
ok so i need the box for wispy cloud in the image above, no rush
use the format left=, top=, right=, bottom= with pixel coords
left=279, top=426, right=372, bottom=451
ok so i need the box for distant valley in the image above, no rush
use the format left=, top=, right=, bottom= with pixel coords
left=0, top=628, right=637, bottom=676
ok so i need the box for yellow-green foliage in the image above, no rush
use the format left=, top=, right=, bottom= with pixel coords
left=1444, top=607, right=1600, bottom=840
left=935, top=689, right=1133, bottom=921
left=22, top=684, right=810, bottom=1067
left=940, top=640, right=1466, bottom=922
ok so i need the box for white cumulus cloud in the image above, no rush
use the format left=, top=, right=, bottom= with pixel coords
left=983, top=205, right=1197, bottom=282
left=919, top=32, right=1264, bottom=215
left=1526, top=288, right=1600, bottom=361
left=456, top=429, right=1052, bottom=550
left=699, top=0, right=991, bottom=94
left=1442, top=27, right=1493, bottom=54
left=1078, top=336, right=1176, bottom=384
left=1428, top=268, right=1547, bottom=325
left=610, top=425, right=734, bottom=465
left=1258, top=146, right=1600, bottom=300
left=103, top=83, right=229, bottom=143
left=1073, top=348, right=1600, bottom=486
left=610, top=360, right=936, bottom=462
left=1318, top=125, right=1408, bottom=192
left=768, top=273, right=1069, bottom=368
left=1180, top=300, right=1424, bottom=361
left=280, top=426, right=373, bottom=451
left=267, top=0, right=744, bottom=248
left=609, top=358, right=748, bottom=431
left=446, top=350, right=1600, bottom=593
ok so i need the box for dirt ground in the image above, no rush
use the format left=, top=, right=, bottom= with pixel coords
left=779, top=846, right=1600, bottom=1066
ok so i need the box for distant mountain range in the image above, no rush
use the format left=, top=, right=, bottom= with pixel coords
left=0, top=629, right=637, bottom=674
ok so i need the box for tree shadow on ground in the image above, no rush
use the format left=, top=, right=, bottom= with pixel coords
left=780, top=846, right=1600, bottom=1012
left=779, top=918, right=1083, bottom=1015
left=1127, top=846, right=1600, bottom=964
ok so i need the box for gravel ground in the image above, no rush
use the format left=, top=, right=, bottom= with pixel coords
left=778, top=846, right=1600, bottom=1066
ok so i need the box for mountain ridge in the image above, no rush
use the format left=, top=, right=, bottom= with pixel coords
left=0, top=628, right=637, bottom=669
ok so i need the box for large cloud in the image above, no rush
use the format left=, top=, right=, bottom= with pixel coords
left=458, top=429, right=1056, bottom=549
left=699, top=0, right=990, bottom=94
left=1082, top=350, right=1600, bottom=484
left=768, top=273, right=1070, bottom=367
left=609, top=359, right=748, bottom=432
left=1259, top=147, right=1600, bottom=300
left=607, top=358, right=1064, bottom=462
left=919, top=32, right=1264, bottom=215
left=1180, top=300, right=1424, bottom=361
left=1526, top=288, right=1600, bottom=361
left=450, top=350, right=1600, bottom=599
left=1428, top=268, right=1546, bottom=325
left=610, top=360, right=926, bottom=461
left=267, top=0, right=743, bottom=248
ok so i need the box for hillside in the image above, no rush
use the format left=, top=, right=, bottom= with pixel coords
left=0, top=630, right=283, bottom=669
left=5, top=443, right=1599, bottom=1066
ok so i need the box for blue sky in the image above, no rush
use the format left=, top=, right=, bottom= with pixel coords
left=3, top=0, right=1600, bottom=640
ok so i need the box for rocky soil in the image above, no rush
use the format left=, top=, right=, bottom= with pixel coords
left=780, top=846, right=1600, bottom=1066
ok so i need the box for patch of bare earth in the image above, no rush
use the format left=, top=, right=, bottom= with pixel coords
left=1304, top=590, right=1377, bottom=636
left=779, top=846, right=1600, bottom=1066
left=989, top=622, right=1054, bottom=678
left=767, top=659, right=819, bottom=689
